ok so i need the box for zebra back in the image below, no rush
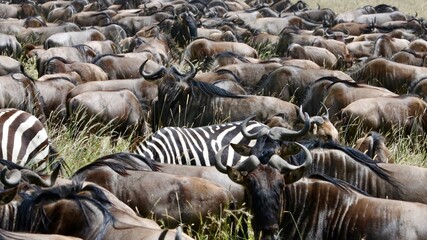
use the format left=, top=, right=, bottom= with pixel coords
left=0, top=108, right=51, bottom=171
left=133, top=120, right=266, bottom=166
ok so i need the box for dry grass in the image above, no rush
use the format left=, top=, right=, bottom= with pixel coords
left=304, top=0, right=427, bottom=18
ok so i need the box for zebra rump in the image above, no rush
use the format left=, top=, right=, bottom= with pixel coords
left=133, top=120, right=266, bottom=166
left=0, top=108, right=53, bottom=171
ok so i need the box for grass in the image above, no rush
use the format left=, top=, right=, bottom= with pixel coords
left=304, top=0, right=427, bottom=19
left=16, top=1, right=427, bottom=238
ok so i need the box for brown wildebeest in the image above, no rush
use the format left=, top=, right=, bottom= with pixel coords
left=67, top=89, right=147, bottom=141
left=355, top=131, right=394, bottom=163
left=0, top=181, right=193, bottom=240
left=216, top=142, right=427, bottom=240
left=339, top=94, right=427, bottom=138
left=71, top=153, right=235, bottom=230
left=141, top=60, right=301, bottom=131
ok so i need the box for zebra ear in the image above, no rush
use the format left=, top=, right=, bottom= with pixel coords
left=230, top=143, right=252, bottom=156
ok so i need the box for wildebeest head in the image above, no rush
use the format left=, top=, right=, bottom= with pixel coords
left=215, top=142, right=312, bottom=239
left=170, top=11, right=198, bottom=47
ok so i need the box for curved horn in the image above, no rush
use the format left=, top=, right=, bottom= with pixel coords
left=310, top=116, right=325, bottom=125
left=183, top=59, right=197, bottom=82
left=215, top=145, right=228, bottom=173
left=268, top=112, right=311, bottom=140
left=240, top=116, right=269, bottom=139
left=1, top=167, right=21, bottom=188
left=268, top=142, right=312, bottom=172
left=20, top=161, right=61, bottom=187
left=139, top=59, right=167, bottom=80
left=215, top=145, right=261, bottom=174
left=320, top=102, right=330, bottom=119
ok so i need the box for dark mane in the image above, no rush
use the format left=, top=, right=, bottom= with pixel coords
left=15, top=182, right=112, bottom=238
left=409, top=76, right=427, bottom=93
left=0, top=159, right=25, bottom=171
left=307, top=173, right=370, bottom=196
left=92, top=53, right=124, bottom=64
left=325, top=78, right=364, bottom=90
left=215, top=69, right=242, bottom=83
left=72, top=152, right=158, bottom=177
left=293, top=140, right=401, bottom=190
left=191, top=80, right=246, bottom=98
left=214, top=51, right=251, bottom=63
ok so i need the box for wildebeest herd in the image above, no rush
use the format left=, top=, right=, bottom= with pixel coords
left=1, top=0, right=427, bottom=239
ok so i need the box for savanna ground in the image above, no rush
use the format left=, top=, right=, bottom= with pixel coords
left=21, top=0, right=427, bottom=239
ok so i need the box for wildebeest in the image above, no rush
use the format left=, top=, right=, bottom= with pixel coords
left=0, top=56, right=21, bottom=76
left=16, top=22, right=81, bottom=46
left=67, top=89, right=147, bottom=141
left=35, top=76, right=76, bottom=123
left=0, top=72, right=46, bottom=123
left=340, top=94, right=427, bottom=138
left=183, top=38, right=258, bottom=66
left=0, top=181, right=194, bottom=239
left=67, top=78, right=157, bottom=112
left=355, top=131, right=393, bottom=163
left=71, top=153, right=235, bottom=230
left=286, top=43, right=338, bottom=69
left=301, top=77, right=398, bottom=122
left=371, top=34, right=409, bottom=58
left=43, top=56, right=109, bottom=83
left=0, top=33, right=22, bottom=58
left=391, top=49, right=427, bottom=67
left=37, top=45, right=97, bottom=77
left=216, top=142, right=427, bottom=240
left=349, top=57, right=427, bottom=94
left=410, top=76, right=427, bottom=101
left=92, top=54, right=161, bottom=79
left=44, top=29, right=106, bottom=49
left=141, top=60, right=302, bottom=131
left=256, top=66, right=353, bottom=105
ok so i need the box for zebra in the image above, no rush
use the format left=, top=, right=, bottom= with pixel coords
left=0, top=108, right=56, bottom=172
left=132, top=120, right=266, bottom=166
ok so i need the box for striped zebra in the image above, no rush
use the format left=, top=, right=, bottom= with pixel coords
left=0, top=108, right=55, bottom=172
left=132, top=120, right=266, bottom=166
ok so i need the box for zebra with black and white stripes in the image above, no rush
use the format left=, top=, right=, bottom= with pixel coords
left=0, top=108, right=55, bottom=172
left=132, top=120, right=266, bottom=166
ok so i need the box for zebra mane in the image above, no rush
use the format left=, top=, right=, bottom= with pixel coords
left=191, top=80, right=246, bottom=98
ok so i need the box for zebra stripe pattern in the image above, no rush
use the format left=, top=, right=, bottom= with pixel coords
left=133, top=120, right=266, bottom=166
left=0, top=108, right=50, bottom=171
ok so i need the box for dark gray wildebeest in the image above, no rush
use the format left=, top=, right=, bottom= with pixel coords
left=215, top=142, right=427, bottom=240
left=0, top=33, right=22, bottom=58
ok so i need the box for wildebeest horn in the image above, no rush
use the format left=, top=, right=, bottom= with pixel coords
left=321, top=102, right=330, bottom=119
left=215, top=145, right=261, bottom=174
left=215, top=145, right=229, bottom=173
left=183, top=59, right=197, bottom=82
left=268, top=142, right=312, bottom=173
left=268, top=111, right=311, bottom=140
left=20, top=161, right=61, bottom=187
left=139, top=59, right=167, bottom=80
left=240, top=115, right=269, bottom=139
left=1, top=167, right=22, bottom=188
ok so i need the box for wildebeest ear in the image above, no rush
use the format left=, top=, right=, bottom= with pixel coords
left=0, top=187, right=18, bottom=205
left=226, top=166, right=245, bottom=184
left=283, top=168, right=305, bottom=184
left=230, top=143, right=251, bottom=156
